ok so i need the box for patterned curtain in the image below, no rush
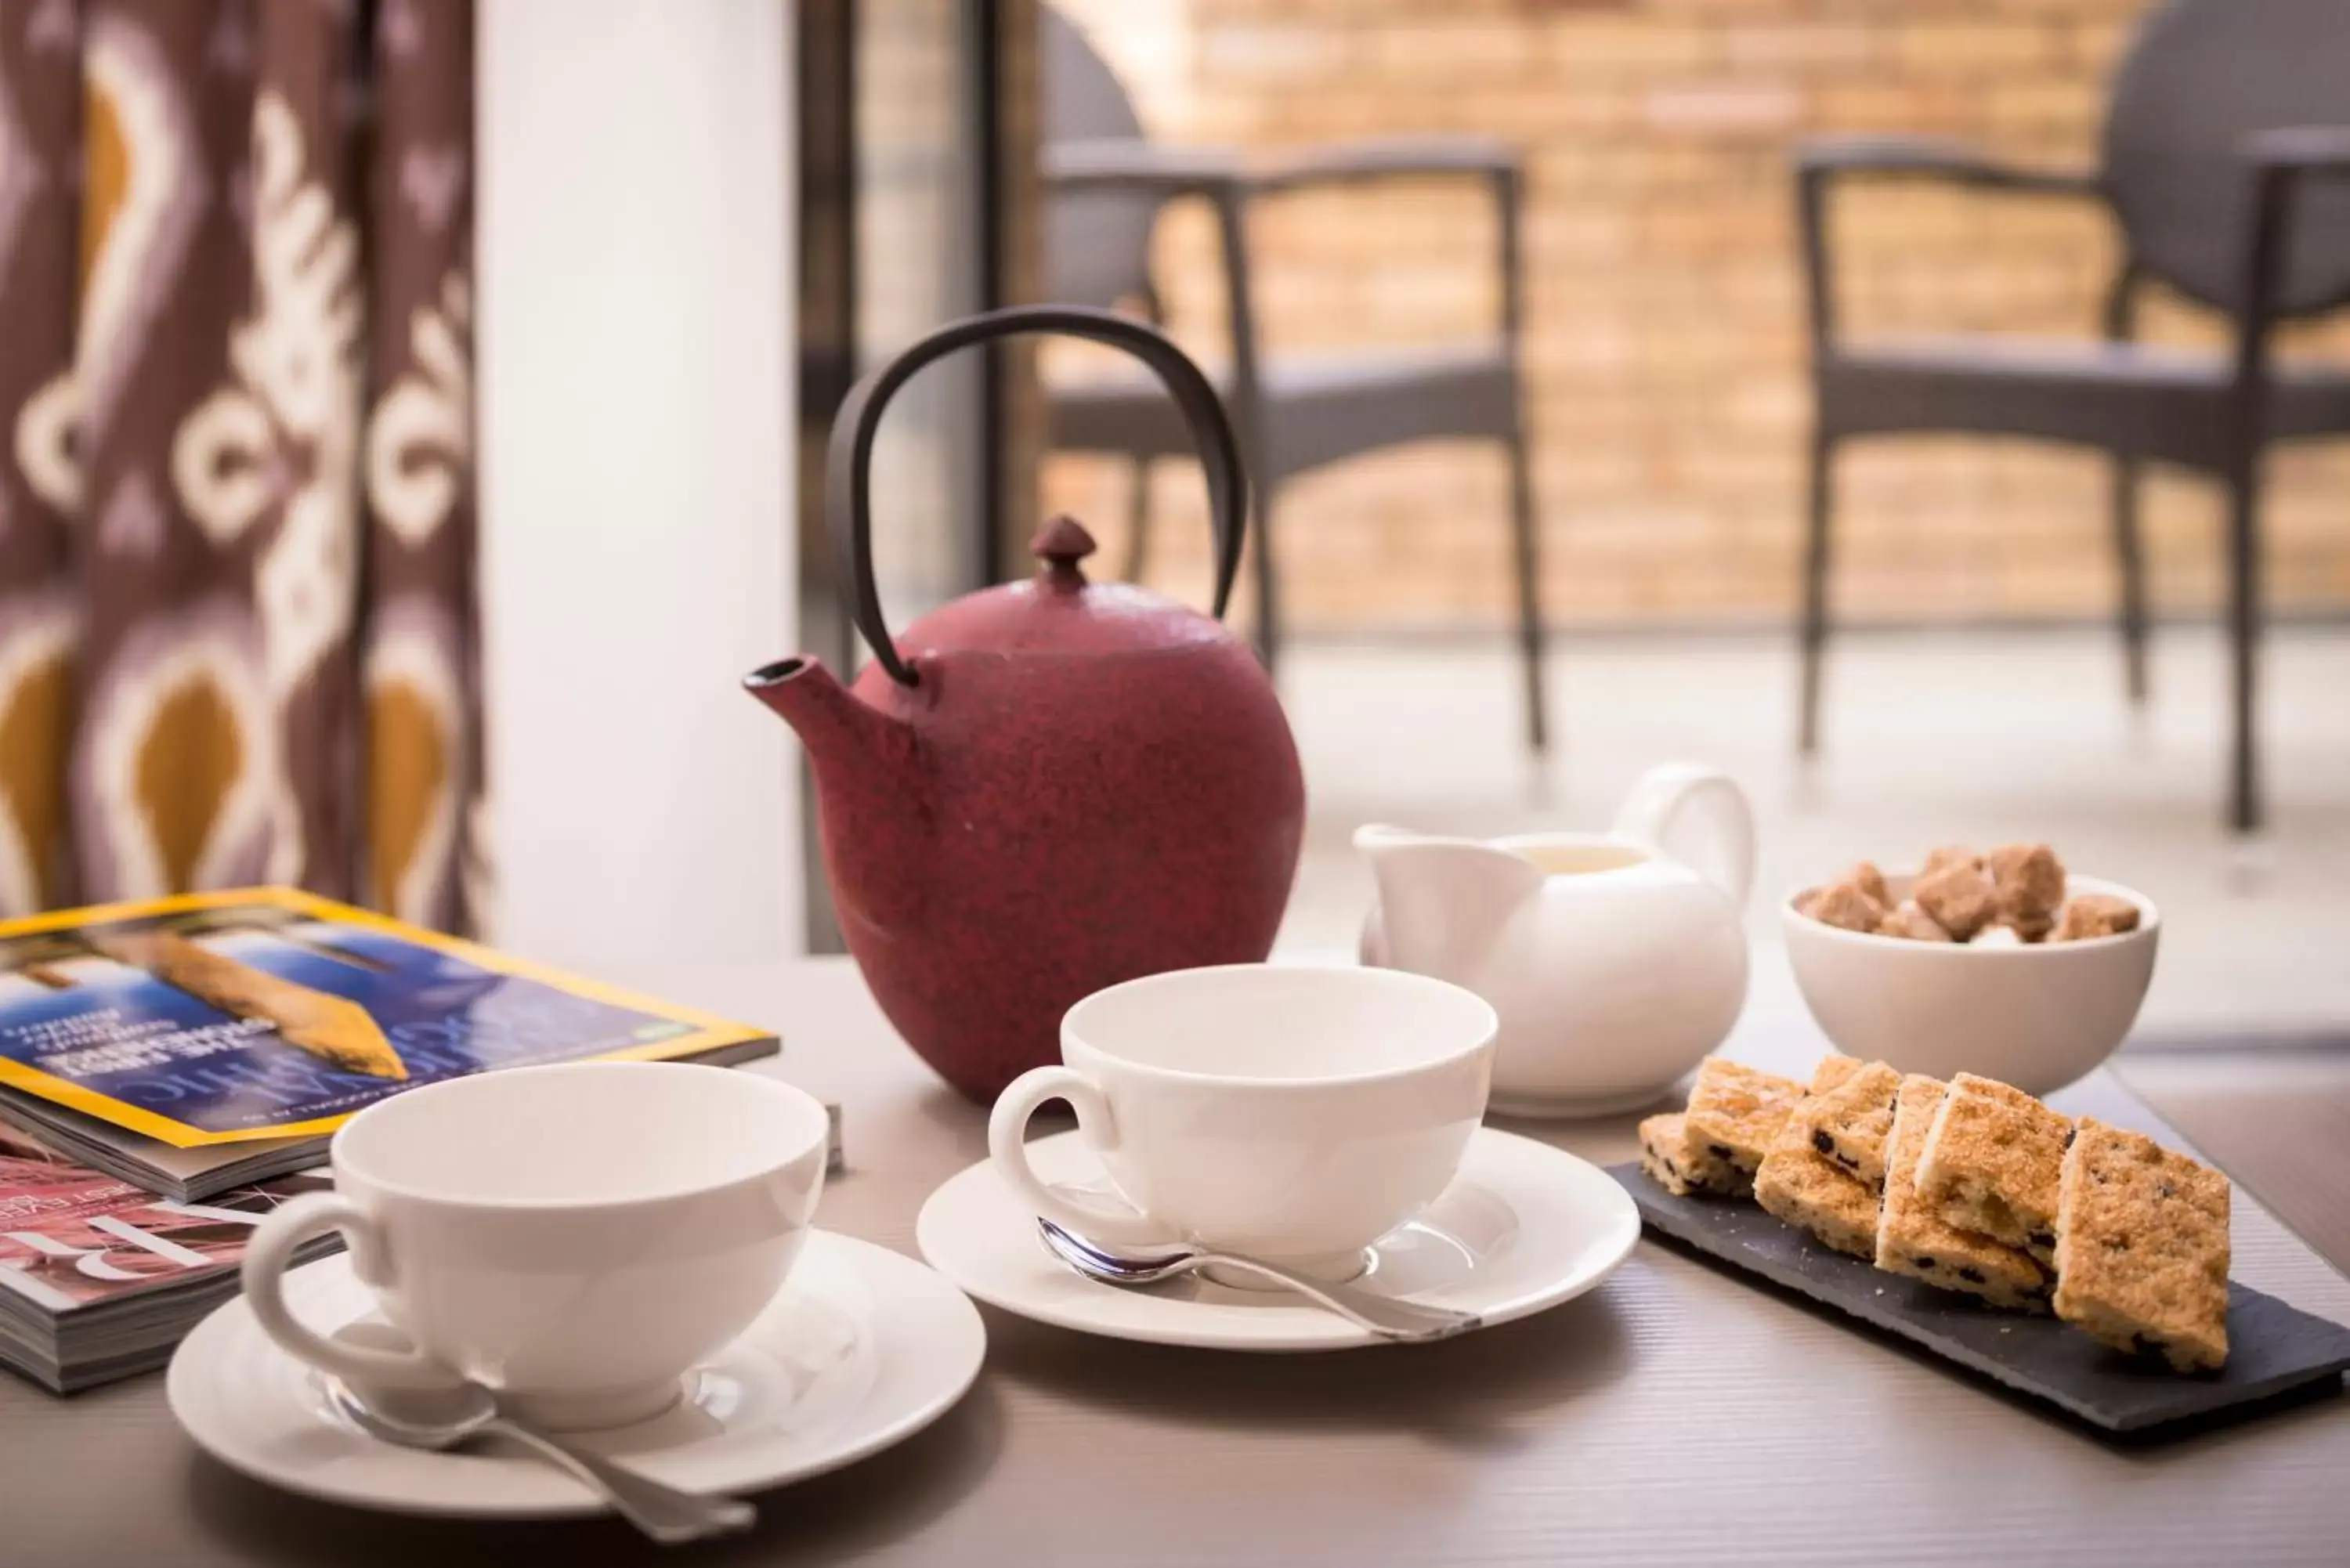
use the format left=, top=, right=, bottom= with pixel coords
left=0, top=0, right=483, bottom=933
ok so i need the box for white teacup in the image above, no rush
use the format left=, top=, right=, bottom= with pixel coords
left=240, top=1061, right=830, bottom=1430
left=989, top=964, right=1499, bottom=1280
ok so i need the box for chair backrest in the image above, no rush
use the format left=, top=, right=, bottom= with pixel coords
left=1040, top=8, right=1162, bottom=312
left=2102, top=0, right=2350, bottom=317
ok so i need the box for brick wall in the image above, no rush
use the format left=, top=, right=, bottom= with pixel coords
left=1039, top=0, right=2350, bottom=633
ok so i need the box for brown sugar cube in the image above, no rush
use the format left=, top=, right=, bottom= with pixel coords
left=1920, top=844, right=1981, bottom=878
left=2052, top=894, right=2142, bottom=942
left=1874, top=1075, right=2050, bottom=1313
left=1877, top=902, right=1953, bottom=942
left=1800, top=880, right=1884, bottom=934
left=1684, top=1057, right=1807, bottom=1180
left=1842, top=861, right=1891, bottom=909
left=1910, top=859, right=1999, bottom=941
left=1914, top=1072, right=2072, bottom=1266
left=2053, top=1118, right=2229, bottom=1372
left=1988, top=843, right=2066, bottom=934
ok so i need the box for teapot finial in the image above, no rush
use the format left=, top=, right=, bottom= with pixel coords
left=1031, top=515, right=1098, bottom=590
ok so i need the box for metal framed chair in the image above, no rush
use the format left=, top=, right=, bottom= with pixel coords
left=1796, top=0, right=2350, bottom=830
left=1040, top=9, right=1549, bottom=751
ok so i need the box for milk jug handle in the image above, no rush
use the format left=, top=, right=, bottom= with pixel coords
left=1611, top=764, right=1755, bottom=907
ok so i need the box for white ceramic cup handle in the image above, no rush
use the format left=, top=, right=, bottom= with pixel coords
left=987, top=1066, right=1168, bottom=1248
left=1611, top=763, right=1757, bottom=907
left=240, top=1191, right=456, bottom=1389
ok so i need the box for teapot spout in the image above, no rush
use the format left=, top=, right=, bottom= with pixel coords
left=1354, top=825, right=1544, bottom=974
left=744, top=656, right=926, bottom=928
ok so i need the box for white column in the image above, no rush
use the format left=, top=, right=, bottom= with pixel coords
left=478, top=0, right=799, bottom=968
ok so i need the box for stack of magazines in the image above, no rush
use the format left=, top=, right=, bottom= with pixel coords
left=0, top=1125, right=339, bottom=1393
left=0, top=888, right=790, bottom=1393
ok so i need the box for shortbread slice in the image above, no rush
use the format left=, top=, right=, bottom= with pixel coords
left=1683, top=1057, right=1806, bottom=1179
left=2053, top=1117, right=2230, bottom=1372
left=1808, top=1053, right=1865, bottom=1097
left=1874, top=1075, right=2049, bottom=1313
left=1791, top=1058, right=1903, bottom=1190
left=1756, top=1145, right=1878, bottom=1258
left=1915, top=1072, right=2071, bottom=1266
left=1751, top=1053, right=1875, bottom=1255
left=1638, top=1112, right=1742, bottom=1198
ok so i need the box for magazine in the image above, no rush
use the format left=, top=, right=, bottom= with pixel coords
left=0, top=889, right=779, bottom=1199
left=0, top=1123, right=338, bottom=1393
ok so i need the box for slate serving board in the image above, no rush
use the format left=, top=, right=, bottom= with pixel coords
left=1609, top=1162, right=2350, bottom=1437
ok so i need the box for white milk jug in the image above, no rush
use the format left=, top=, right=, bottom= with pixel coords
left=1358, top=764, right=1755, bottom=1117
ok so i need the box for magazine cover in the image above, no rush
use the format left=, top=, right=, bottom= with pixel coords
left=0, top=1123, right=329, bottom=1317
left=0, top=889, right=776, bottom=1149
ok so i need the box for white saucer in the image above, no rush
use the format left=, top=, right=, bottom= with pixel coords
left=915, top=1126, right=1639, bottom=1352
left=167, top=1230, right=984, bottom=1519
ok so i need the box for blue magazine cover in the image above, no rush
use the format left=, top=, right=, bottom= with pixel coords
left=0, top=889, right=774, bottom=1148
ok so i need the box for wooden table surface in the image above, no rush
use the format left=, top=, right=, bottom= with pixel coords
left=5, top=957, right=2350, bottom=1568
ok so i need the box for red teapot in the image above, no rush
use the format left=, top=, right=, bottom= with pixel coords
left=746, top=306, right=1306, bottom=1102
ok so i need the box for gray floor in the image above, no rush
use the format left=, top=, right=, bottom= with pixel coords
left=1274, top=623, right=2350, bottom=1038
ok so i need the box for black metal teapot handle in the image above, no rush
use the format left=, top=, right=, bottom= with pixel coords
left=827, top=305, right=1248, bottom=688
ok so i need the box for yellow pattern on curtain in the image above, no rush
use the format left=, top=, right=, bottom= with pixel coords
left=0, top=0, right=483, bottom=934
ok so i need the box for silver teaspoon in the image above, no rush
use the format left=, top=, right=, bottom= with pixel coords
left=1037, top=1219, right=1481, bottom=1342
left=328, top=1379, right=755, bottom=1544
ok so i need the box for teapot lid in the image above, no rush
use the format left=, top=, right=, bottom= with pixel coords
left=892, top=515, right=1229, bottom=666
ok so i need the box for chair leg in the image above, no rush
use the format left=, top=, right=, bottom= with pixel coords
left=2110, top=456, right=2149, bottom=705
left=2222, top=453, right=2265, bottom=833
left=1251, top=482, right=1282, bottom=674
left=1119, top=454, right=1154, bottom=583
left=1503, top=424, right=1549, bottom=754
left=1798, top=428, right=1836, bottom=756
